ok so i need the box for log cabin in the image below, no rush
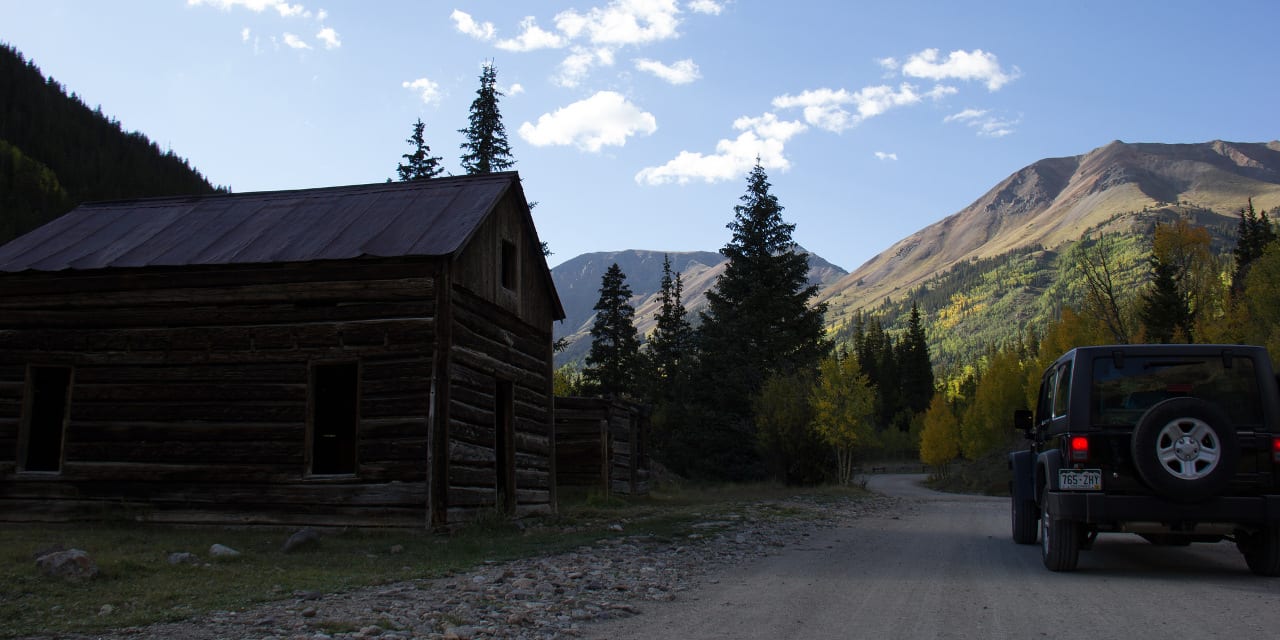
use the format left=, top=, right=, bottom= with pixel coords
left=0, top=172, right=564, bottom=528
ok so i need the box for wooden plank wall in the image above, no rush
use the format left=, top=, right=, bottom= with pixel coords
left=554, top=397, right=650, bottom=496
left=445, top=287, right=554, bottom=522
left=0, top=261, right=437, bottom=527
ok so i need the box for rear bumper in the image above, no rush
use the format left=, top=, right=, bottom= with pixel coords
left=1047, top=491, right=1280, bottom=525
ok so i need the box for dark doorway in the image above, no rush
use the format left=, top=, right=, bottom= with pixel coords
left=495, top=379, right=516, bottom=513
left=311, top=362, right=358, bottom=475
left=21, top=366, right=72, bottom=472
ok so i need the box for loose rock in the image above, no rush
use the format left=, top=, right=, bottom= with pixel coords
left=35, top=548, right=99, bottom=581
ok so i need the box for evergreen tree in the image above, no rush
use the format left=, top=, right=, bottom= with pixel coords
left=458, top=62, right=515, bottom=175
left=582, top=263, right=640, bottom=398
left=396, top=118, right=444, bottom=181
left=1232, top=198, right=1276, bottom=294
left=687, top=161, right=829, bottom=479
left=644, top=254, right=696, bottom=402
left=1139, top=252, right=1192, bottom=343
left=897, top=303, right=935, bottom=414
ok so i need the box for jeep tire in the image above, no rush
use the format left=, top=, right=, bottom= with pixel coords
left=1041, top=490, right=1079, bottom=571
left=1012, top=495, right=1038, bottom=544
left=1239, top=526, right=1280, bottom=577
left=1131, top=398, right=1238, bottom=503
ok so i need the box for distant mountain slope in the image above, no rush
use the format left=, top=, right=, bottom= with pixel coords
left=819, top=140, right=1280, bottom=337
left=0, top=43, right=220, bottom=244
left=552, top=248, right=846, bottom=366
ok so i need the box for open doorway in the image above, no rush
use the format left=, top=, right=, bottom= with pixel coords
left=20, top=366, right=72, bottom=473
left=494, top=379, right=516, bottom=514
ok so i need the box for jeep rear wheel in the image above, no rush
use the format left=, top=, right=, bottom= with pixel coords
left=1131, top=398, right=1238, bottom=503
left=1239, top=526, right=1280, bottom=576
left=1041, top=492, right=1079, bottom=571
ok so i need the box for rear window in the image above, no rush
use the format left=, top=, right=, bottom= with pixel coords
left=1091, top=355, right=1262, bottom=427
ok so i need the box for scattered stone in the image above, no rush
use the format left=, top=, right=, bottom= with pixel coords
left=42, top=494, right=898, bottom=640
left=389, top=544, right=404, bottom=555
left=209, top=544, right=241, bottom=559
left=282, top=528, right=323, bottom=553
left=31, top=543, right=67, bottom=560
left=99, top=604, right=115, bottom=616
left=35, top=548, right=99, bottom=581
left=168, top=552, right=200, bottom=565
left=608, top=523, right=624, bottom=532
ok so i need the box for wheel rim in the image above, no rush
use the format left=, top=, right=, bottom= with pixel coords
left=1155, top=417, right=1221, bottom=479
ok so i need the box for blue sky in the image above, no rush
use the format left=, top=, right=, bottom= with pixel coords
left=3, top=1, right=1278, bottom=271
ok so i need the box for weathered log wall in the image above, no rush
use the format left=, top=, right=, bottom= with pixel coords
left=0, top=261, right=438, bottom=526
left=554, top=397, right=649, bottom=496
left=444, top=287, right=555, bottom=522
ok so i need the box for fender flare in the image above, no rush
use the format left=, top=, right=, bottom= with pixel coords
left=1037, top=449, right=1064, bottom=496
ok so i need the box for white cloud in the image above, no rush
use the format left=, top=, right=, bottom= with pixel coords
left=241, top=27, right=251, bottom=41
left=451, top=9, right=496, bottom=41
left=877, top=56, right=898, bottom=71
left=687, top=0, right=723, bottom=14
left=555, top=46, right=615, bottom=87
left=944, top=108, right=987, bottom=123
left=189, top=0, right=311, bottom=18
left=554, top=0, right=681, bottom=46
left=772, top=83, right=950, bottom=133
left=945, top=108, right=1019, bottom=137
left=636, top=112, right=806, bottom=185
left=634, top=58, right=700, bottom=84
left=402, top=77, right=443, bottom=105
left=316, top=26, right=340, bottom=49
left=875, top=151, right=898, bottom=161
left=519, top=91, right=657, bottom=152
left=496, top=16, right=567, bottom=51
left=901, top=48, right=1020, bottom=91
left=282, top=32, right=310, bottom=49
left=507, top=83, right=525, bottom=96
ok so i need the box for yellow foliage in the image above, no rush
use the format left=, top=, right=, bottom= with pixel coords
left=809, top=353, right=877, bottom=484
left=961, top=347, right=1025, bottom=459
left=919, top=392, right=961, bottom=472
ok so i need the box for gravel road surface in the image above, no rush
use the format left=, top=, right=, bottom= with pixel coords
left=586, top=474, right=1280, bottom=639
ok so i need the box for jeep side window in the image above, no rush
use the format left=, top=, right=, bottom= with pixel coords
left=1052, top=362, right=1072, bottom=418
left=1035, top=368, right=1057, bottom=425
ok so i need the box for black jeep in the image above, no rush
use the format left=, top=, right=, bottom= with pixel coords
left=1009, top=344, right=1280, bottom=574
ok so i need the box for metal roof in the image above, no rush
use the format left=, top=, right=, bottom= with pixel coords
left=0, top=172, right=525, bottom=273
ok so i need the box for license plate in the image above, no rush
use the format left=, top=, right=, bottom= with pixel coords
left=1059, top=469, right=1102, bottom=491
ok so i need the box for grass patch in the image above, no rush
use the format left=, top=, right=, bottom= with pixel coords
left=924, top=450, right=1011, bottom=496
left=0, top=483, right=870, bottom=638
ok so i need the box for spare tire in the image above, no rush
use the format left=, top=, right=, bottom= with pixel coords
left=1130, top=398, right=1237, bottom=503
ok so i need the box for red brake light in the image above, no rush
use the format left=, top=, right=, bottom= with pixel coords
left=1272, top=436, right=1280, bottom=463
left=1070, top=436, right=1089, bottom=462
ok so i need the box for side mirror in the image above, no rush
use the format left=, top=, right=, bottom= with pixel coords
left=1013, top=409, right=1033, bottom=432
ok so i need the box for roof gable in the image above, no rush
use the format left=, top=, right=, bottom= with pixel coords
left=0, top=173, right=521, bottom=273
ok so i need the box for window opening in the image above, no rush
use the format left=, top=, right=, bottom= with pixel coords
left=311, top=362, right=359, bottom=475
left=501, top=240, right=517, bottom=290
left=21, top=366, right=72, bottom=472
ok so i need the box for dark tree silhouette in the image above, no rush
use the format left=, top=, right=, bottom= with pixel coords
left=582, top=263, right=640, bottom=398
left=458, top=62, right=515, bottom=175
left=396, top=118, right=444, bottom=181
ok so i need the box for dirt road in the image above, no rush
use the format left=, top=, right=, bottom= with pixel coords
left=586, top=474, right=1280, bottom=639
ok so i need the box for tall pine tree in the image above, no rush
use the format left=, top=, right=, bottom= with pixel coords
left=688, top=161, right=829, bottom=479
left=1232, top=198, right=1276, bottom=295
left=897, top=303, right=935, bottom=414
left=396, top=118, right=444, bottom=181
left=458, top=62, right=515, bottom=175
left=1139, top=252, right=1192, bottom=343
left=644, top=254, right=695, bottom=403
left=582, top=263, right=640, bottom=398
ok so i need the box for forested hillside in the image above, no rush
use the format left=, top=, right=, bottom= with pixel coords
left=0, top=43, right=220, bottom=244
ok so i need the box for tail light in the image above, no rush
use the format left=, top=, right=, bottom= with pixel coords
left=1272, top=436, right=1280, bottom=463
left=1069, top=435, right=1089, bottom=463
